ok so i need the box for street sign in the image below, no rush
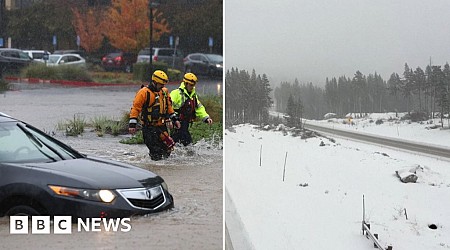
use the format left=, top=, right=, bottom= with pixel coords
left=0, top=38, right=3, bottom=47
left=208, top=37, right=213, bottom=47
left=52, top=35, right=57, bottom=46
left=169, top=36, right=173, bottom=47
left=43, top=53, right=49, bottom=61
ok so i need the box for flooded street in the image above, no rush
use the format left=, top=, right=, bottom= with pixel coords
left=0, top=82, right=223, bottom=249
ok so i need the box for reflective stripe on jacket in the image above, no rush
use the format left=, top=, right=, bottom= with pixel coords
left=170, top=82, right=209, bottom=122
left=130, top=86, right=175, bottom=126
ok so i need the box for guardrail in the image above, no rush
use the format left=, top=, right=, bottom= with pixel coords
left=362, top=195, right=393, bottom=249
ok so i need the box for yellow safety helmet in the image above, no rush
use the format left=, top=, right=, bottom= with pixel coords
left=152, top=70, right=169, bottom=84
left=183, top=73, right=198, bottom=85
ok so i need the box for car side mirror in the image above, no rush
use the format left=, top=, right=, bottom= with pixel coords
left=59, top=60, right=65, bottom=64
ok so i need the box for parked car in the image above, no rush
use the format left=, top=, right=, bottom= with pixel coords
left=53, top=49, right=86, bottom=58
left=0, top=48, right=33, bottom=74
left=47, top=54, right=86, bottom=67
left=183, top=53, right=223, bottom=77
left=0, top=112, right=174, bottom=218
left=101, top=51, right=137, bottom=73
left=23, top=50, right=51, bottom=63
left=137, top=47, right=184, bottom=71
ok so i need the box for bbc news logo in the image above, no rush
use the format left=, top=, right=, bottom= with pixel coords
left=10, top=216, right=132, bottom=234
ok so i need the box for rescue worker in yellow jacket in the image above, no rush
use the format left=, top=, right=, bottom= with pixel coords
left=170, top=73, right=213, bottom=146
left=129, top=70, right=180, bottom=161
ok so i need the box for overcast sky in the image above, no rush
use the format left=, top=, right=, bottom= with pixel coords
left=225, top=0, right=450, bottom=85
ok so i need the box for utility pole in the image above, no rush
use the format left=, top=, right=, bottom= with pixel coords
left=148, top=1, right=160, bottom=82
left=0, top=0, right=4, bottom=48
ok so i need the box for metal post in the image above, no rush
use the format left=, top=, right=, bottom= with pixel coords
left=362, top=195, right=365, bottom=234
left=0, top=0, right=3, bottom=48
left=149, top=3, right=153, bottom=82
left=282, top=152, right=288, bottom=181
left=148, top=1, right=161, bottom=82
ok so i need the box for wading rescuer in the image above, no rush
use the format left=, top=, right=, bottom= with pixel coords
left=129, top=70, right=180, bottom=161
left=170, top=73, right=213, bottom=146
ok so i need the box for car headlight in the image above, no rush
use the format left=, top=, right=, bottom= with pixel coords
left=48, top=185, right=116, bottom=203
left=161, top=182, right=169, bottom=192
left=216, top=64, right=223, bottom=68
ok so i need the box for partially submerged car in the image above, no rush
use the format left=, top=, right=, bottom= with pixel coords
left=0, top=113, right=174, bottom=218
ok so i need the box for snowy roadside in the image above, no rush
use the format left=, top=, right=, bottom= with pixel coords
left=306, top=112, right=450, bottom=149
left=225, top=123, right=450, bottom=250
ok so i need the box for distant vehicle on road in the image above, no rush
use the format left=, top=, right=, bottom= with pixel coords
left=47, top=54, right=86, bottom=67
left=101, top=51, right=137, bottom=73
left=0, top=113, right=174, bottom=218
left=183, top=53, right=223, bottom=77
left=137, top=47, right=184, bottom=71
left=0, top=48, right=33, bottom=73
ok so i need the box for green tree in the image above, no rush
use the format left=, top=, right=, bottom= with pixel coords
left=402, top=63, right=414, bottom=113
left=286, top=94, right=303, bottom=128
left=412, top=67, right=426, bottom=112
left=225, top=68, right=272, bottom=126
left=158, top=0, right=223, bottom=54
left=351, top=70, right=366, bottom=116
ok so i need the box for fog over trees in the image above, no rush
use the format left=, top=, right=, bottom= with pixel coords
left=226, top=62, right=450, bottom=126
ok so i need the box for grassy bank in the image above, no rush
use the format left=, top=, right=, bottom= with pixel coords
left=56, top=95, right=222, bottom=146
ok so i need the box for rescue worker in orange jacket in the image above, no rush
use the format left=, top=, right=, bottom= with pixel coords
left=170, top=73, right=213, bottom=146
left=129, top=70, right=180, bottom=161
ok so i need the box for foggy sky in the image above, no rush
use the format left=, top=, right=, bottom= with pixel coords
left=225, top=0, right=450, bottom=85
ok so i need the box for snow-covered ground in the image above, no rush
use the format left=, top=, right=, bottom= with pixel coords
left=225, top=113, right=450, bottom=250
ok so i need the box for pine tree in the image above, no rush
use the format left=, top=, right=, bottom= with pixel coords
left=413, top=67, right=426, bottom=112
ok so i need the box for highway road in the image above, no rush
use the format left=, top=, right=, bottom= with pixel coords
left=305, top=123, right=450, bottom=159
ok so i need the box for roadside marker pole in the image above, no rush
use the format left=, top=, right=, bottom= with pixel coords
left=282, top=152, right=287, bottom=182
left=259, top=145, right=262, bottom=167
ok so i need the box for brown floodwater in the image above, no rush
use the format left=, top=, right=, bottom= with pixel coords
left=0, top=82, right=223, bottom=250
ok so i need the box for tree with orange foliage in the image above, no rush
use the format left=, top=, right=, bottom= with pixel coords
left=72, top=7, right=106, bottom=53
left=102, top=0, right=171, bottom=53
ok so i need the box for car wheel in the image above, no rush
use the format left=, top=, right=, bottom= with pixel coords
left=6, top=205, right=41, bottom=216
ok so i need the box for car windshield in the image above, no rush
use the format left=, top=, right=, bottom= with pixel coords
left=0, top=121, right=82, bottom=163
left=107, top=52, right=121, bottom=58
left=32, top=52, right=44, bottom=59
left=19, top=51, right=31, bottom=60
left=205, top=54, right=223, bottom=63
left=158, top=49, right=175, bottom=56
left=48, top=55, right=61, bottom=64
left=138, top=48, right=157, bottom=56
